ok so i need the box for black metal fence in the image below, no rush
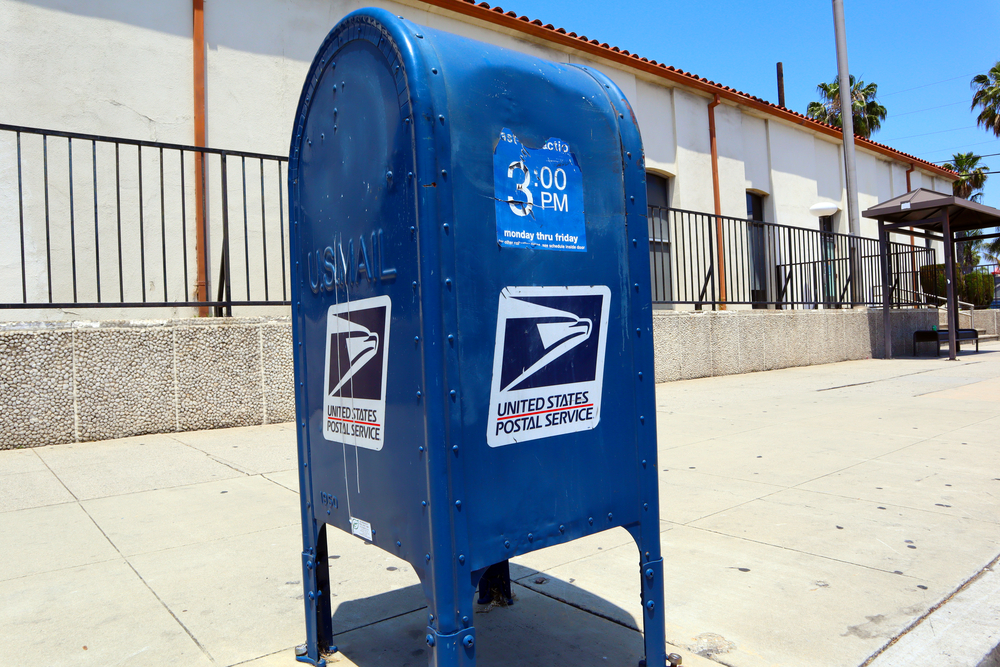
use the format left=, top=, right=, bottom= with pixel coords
left=0, top=123, right=290, bottom=315
left=0, top=123, right=951, bottom=317
left=648, top=206, right=938, bottom=309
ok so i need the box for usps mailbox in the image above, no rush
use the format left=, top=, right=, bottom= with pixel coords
left=289, top=8, right=665, bottom=666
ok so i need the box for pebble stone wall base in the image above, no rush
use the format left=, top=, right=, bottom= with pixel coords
left=0, top=318, right=295, bottom=450
left=651, top=307, right=939, bottom=384
left=947, top=309, right=1000, bottom=336
left=0, top=308, right=945, bottom=449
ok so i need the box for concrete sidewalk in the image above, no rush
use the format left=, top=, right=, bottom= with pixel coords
left=2, top=344, right=999, bottom=667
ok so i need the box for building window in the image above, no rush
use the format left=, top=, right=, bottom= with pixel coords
left=647, top=173, right=671, bottom=302
left=746, top=192, right=768, bottom=307
left=647, top=173, right=669, bottom=209
left=819, top=215, right=834, bottom=234
left=746, top=192, right=764, bottom=222
left=819, top=215, right=839, bottom=306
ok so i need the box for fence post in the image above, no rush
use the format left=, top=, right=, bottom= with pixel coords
left=878, top=223, right=892, bottom=358
left=220, top=153, right=233, bottom=317
left=195, top=150, right=209, bottom=315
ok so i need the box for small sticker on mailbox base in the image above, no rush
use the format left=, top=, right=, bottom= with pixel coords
left=487, top=286, right=610, bottom=447
left=322, top=296, right=391, bottom=450
left=350, top=516, right=373, bottom=541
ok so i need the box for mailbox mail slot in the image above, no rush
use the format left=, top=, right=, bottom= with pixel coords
left=289, top=8, right=665, bottom=666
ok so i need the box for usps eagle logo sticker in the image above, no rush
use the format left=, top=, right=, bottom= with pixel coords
left=487, top=286, right=610, bottom=447
left=322, top=295, right=391, bottom=450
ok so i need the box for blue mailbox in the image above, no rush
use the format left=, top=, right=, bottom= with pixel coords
left=288, top=8, right=664, bottom=666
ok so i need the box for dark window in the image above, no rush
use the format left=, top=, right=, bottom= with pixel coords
left=746, top=192, right=764, bottom=221
left=646, top=173, right=669, bottom=209
left=646, top=173, right=671, bottom=301
left=746, top=192, right=767, bottom=306
left=819, top=215, right=834, bottom=235
left=819, top=215, right=839, bottom=306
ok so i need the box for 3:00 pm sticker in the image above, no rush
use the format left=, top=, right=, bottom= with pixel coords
left=493, top=128, right=586, bottom=252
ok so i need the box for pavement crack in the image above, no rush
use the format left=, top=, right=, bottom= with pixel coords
left=875, top=538, right=901, bottom=555
left=816, top=366, right=973, bottom=392
left=164, top=434, right=251, bottom=476
left=261, top=473, right=299, bottom=494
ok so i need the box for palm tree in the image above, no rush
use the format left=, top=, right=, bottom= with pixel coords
left=971, top=61, right=1000, bottom=137
left=943, top=152, right=989, bottom=200
left=984, top=238, right=1000, bottom=265
left=943, top=152, right=990, bottom=272
left=806, top=75, right=887, bottom=138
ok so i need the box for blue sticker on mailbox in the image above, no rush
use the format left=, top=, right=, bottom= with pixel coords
left=494, top=129, right=586, bottom=252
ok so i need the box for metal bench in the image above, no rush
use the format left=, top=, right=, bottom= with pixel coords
left=913, top=329, right=979, bottom=357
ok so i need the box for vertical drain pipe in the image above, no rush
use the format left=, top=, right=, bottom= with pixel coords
left=193, top=0, right=209, bottom=316
left=708, top=94, right=726, bottom=309
left=905, top=163, right=916, bottom=245
left=905, top=164, right=917, bottom=296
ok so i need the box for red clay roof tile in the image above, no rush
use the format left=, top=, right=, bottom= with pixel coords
left=423, top=0, right=955, bottom=178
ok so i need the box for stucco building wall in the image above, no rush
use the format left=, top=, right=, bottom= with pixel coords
left=1, top=0, right=953, bottom=322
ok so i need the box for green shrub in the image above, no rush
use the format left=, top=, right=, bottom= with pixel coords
left=964, top=272, right=995, bottom=308
left=919, top=264, right=995, bottom=308
left=920, top=264, right=946, bottom=299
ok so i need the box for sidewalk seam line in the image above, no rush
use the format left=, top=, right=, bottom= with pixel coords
left=75, top=500, right=219, bottom=665
left=329, top=604, right=429, bottom=639
left=511, top=578, right=642, bottom=634
left=0, top=555, right=123, bottom=584
left=32, top=449, right=79, bottom=503
left=683, top=525, right=926, bottom=578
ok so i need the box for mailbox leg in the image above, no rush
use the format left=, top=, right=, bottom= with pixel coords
left=424, top=572, right=477, bottom=667
left=297, top=523, right=336, bottom=665
left=476, top=560, right=514, bottom=606
left=630, top=524, right=668, bottom=667
left=638, top=556, right=667, bottom=667
left=426, top=625, right=477, bottom=667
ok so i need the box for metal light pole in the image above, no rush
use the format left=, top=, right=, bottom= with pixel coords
left=832, top=0, right=862, bottom=306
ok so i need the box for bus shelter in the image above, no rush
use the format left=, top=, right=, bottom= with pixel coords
left=865, top=188, right=1000, bottom=360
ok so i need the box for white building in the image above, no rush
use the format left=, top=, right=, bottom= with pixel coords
left=0, top=0, right=955, bottom=321
left=0, top=0, right=964, bottom=448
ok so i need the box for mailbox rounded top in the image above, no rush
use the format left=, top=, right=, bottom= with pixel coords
left=288, top=8, right=642, bottom=190
left=286, top=8, right=656, bottom=576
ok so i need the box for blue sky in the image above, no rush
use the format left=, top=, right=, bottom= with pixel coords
left=503, top=0, right=1000, bottom=210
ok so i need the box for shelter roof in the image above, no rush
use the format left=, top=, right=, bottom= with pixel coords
left=425, top=0, right=956, bottom=180
left=862, top=188, right=1000, bottom=234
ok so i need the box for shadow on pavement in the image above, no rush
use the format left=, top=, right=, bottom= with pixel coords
left=328, top=576, right=643, bottom=667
